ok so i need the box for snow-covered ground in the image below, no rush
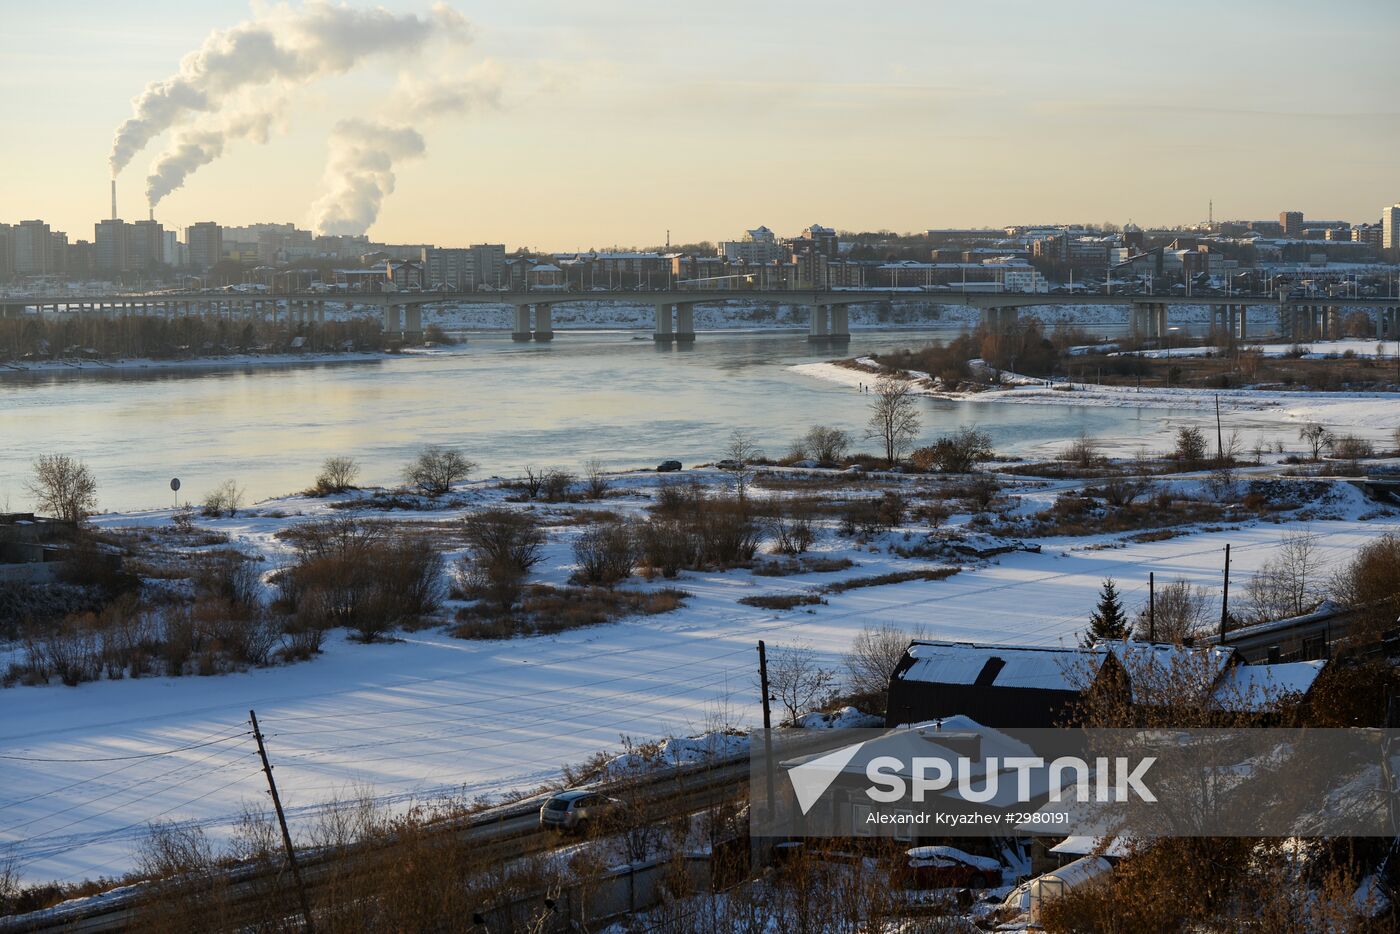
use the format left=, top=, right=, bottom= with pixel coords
left=1121, top=338, right=1399, bottom=360
left=2, top=466, right=1395, bottom=886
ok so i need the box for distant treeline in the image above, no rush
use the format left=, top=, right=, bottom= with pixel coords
left=0, top=314, right=386, bottom=362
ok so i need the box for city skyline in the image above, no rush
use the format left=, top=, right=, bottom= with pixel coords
left=3, top=1, right=1400, bottom=248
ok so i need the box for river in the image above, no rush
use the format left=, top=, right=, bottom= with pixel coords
left=0, top=324, right=1265, bottom=512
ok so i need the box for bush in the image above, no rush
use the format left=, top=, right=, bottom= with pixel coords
left=839, top=491, right=906, bottom=536
left=452, top=585, right=687, bottom=638
left=460, top=510, right=546, bottom=611
left=1173, top=426, right=1208, bottom=465
left=403, top=445, right=475, bottom=496
left=315, top=456, right=360, bottom=493
left=793, top=425, right=852, bottom=464
left=845, top=623, right=924, bottom=706
left=909, top=427, right=993, bottom=474
left=200, top=479, right=244, bottom=518
left=637, top=518, right=694, bottom=579
left=571, top=521, right=636, bottom=587
left=1329, top=434, right=1374, bottom=462
left=768, top=500, right=817, bottom=555
left=541, top=469, right=575, bottom=502
left=1058, top=432, right=1102, bottom=469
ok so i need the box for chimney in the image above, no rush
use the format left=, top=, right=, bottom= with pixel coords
left=110, top=179, right=117, bottom=221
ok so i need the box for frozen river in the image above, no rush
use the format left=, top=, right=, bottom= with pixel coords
left=0, top=324, right=1286, bottom=512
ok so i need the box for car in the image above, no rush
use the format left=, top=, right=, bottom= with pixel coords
left=715, top=459, right=743, bottom=470
left=898, top=845, right=1003, bottom=890
left=539, top=789, right=618, bottom=832
left=656, top=460, right=682, bottom=472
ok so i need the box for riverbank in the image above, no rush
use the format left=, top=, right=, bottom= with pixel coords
left=0, top=346, right=462, bottom=375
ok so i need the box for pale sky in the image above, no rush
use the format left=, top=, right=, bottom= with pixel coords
left=3, top=0, right=1399, bottom=249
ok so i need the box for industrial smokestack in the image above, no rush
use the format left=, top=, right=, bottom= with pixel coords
left=110, top=179, right=117, bottom=220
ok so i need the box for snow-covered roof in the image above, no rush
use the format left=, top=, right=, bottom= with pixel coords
left=897, top=641, right=1105, bottom=692
left=906, top=845, right=1002, bottom=871
left=1212, top=660, right=1326, bottom=711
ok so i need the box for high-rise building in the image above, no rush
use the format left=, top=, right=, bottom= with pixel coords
left=420, top=243, right=507, bottom=290
left=1279, top=211, right=1304, bottom=237
left=14, top=220, right=53, bottom=274
left=0, top=224, right=14, bottom=278
left=95, top=219, right=130, bottom=273
left=186, top=222, right=223, bottom=272
left=1382, top=204, right=1400, bottom=251
left=48, top=230, right=68, bottom=275
left=720, top=225, right=785, bottom=264
left=1352, top=223, right=1384, bottom=249
left=128, top=220, right=165, bottom=270
left=470, top=243, right=505, bottom=288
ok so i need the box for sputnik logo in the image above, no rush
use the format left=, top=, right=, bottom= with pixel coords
left=786, top=742, right=866, bottom=815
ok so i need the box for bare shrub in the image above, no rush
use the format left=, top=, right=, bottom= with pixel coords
left=315, top=455, right=361, bottom=493
left=767, top=642, right=837, bottom=725
left=403, top=445, right=475, bottom=496
left=517, top=465, right=545, bottom=499
left=1330, top=433, right=1374, bottom=462
left=26, top=454, right=98, bottom=523
left=540, top=468, right=575, bottom=502
left=692, top=497, right=761, bottom=565
left=1245, top=530, right=1324, bottom=622
left=721, top=429, right=763, bottom=500
left=193, top=549, right=261, bottom=611
left=1133, top=577, right=1211, bottom=643
left=768, top=499, right=817, bottom=555
left=571, top=521, right=636, bottom=587
left=795, top=425, right=851, bottom=464
left=1173, top=426, right=1208, bottom=465
left=909, top=427, right=993, bottom=474
left=581, top=458, right=609, bottom=499
left=637, top=518, right=694, bottom=578
left=201, top=479, right=244, bottom=518
left=1058, top=432, right=1102, bottom=469
left=1329, top=532, right=1400, bottom=644
left=845, top=623, right=925, bottom=705
left=460, top=510, right=545, bottom=611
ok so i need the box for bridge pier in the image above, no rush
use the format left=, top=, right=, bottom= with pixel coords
left=386, top=303, right=402, bottom=336
left=404, top=303, right=423, bottom=342
left=830, top=304, right=850, bottom=342
left=808, top=304, right=830, bottom=342
left=512, top=303, right=532, bottom=341
left=980, top=306, right=1019, bottom=332
left=674, top=302, right=695, bottom=342
left=533, top=304, right=553, bottom=341
left=653, top=302, right=674, bottom=342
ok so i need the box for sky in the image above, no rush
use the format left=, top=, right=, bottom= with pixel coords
left=2, top=0, right=1399, bottom=250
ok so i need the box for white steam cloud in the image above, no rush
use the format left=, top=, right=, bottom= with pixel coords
left=309, top=119, right=426, bottom=236
left=308, top=64, right=501, bottom=235
left=110, top=0, right=468, bottom=176
left=145, top=101, right=283, bottom=208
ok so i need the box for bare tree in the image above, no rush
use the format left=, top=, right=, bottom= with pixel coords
left=1246, top=530, right=1324, bottom=621
left=315, top=456, right=360, bottom=493
left=1174, top=426, right=1208, bottom=465
left=845, top=623, right=925, bottom=701
left=26, top=454, right=98, bottom=523
left=721, top=429, right=763, bottom=501
left=1298, top=423, right=1332, bottom=462
left=767, top=642, right=836, bottom=725
left=768, top=499, right=817, bottom=555
left=403, top=445, right=476, bottom=497
left=582, top=458, right=609, bottom=499
left=910, top=426, right=993, bottom=473
left=1134, top=578, right=1212, bottom=643
left=865, top=376, right=921, bottom=467
left=1059, top=431, right=1102, bottom=469
left=519, top=465, right=545, bottom=499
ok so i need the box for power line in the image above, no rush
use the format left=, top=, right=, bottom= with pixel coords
left=0, top=731, right=250, bottom=763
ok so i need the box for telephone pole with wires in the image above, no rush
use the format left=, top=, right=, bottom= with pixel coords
left=250, top=709, right=314, bottom=933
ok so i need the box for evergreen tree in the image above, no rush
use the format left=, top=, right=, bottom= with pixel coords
left=1084, top=578, right=1128, bottom=645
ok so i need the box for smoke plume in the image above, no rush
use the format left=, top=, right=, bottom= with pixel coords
left=145, top=102, right=282, bottom=208
left=310, top=120, right=426, bottom=236
left=110, top=1, right=468, bottom=175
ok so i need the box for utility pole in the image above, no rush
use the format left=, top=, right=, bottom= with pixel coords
left=250, top=710, right=314, bottom=933
left=1148, top=572, right=1156, bottom=642
left=1215, top=395, right=1224, bottom=463
left=757, top=641, right=776, bottom=819
left=1219, top=544, right=1231, bottom=642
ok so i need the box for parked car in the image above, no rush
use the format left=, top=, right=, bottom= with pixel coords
left=715, top=459, right=743, bottom=470
left=539, top=789, right=618, bottom=832
left=899, top=845, right=1003, bottom=890
left=656, top=460, right=682, bottom=472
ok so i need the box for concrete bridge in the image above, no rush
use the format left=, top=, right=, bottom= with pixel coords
left=2, top=288, right=1397, bottom=344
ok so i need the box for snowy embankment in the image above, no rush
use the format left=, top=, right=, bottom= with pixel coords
left=793, top=356, right=1400, bottom=442
left=0, top=347, right=457, bottom=375
left=1, top=471, right=1395, bottom=886
left=1122, top=338, right=1400, bottom=360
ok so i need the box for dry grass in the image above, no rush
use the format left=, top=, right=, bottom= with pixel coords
left=738, top=593, right=826, bottom=610
left=451, top=584, right=688, bottom=639
left=752, top=556, right=856, bottom=577
left=822, top=567, right=960, bottom=593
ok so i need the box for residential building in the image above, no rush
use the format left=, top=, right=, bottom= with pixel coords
left=0, top=224, right=13, bottom=278
left=1278, top=211, right=1303, bottom=237
left=1351, top=223, right=1383, bottom=249
left=1382, top=203, right=1400, bottom=250
left=796, top=223, right=839, bottom=255
left=66, top=240, right=94, bottom=277
left=128, top=220, right=165, bottom=270
left=420, top=243, right=507, bottom=290
left=186, top=222, right=222, bottom=272
left=720, top=225, right=785, bottom=265
left=14, top=220, right=53, bottom=275
left=385, top=259, right=424, bottom=289
left=1001, top=266, right=1048, bottom=293
left=94, top=219, right=129, bottom=273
